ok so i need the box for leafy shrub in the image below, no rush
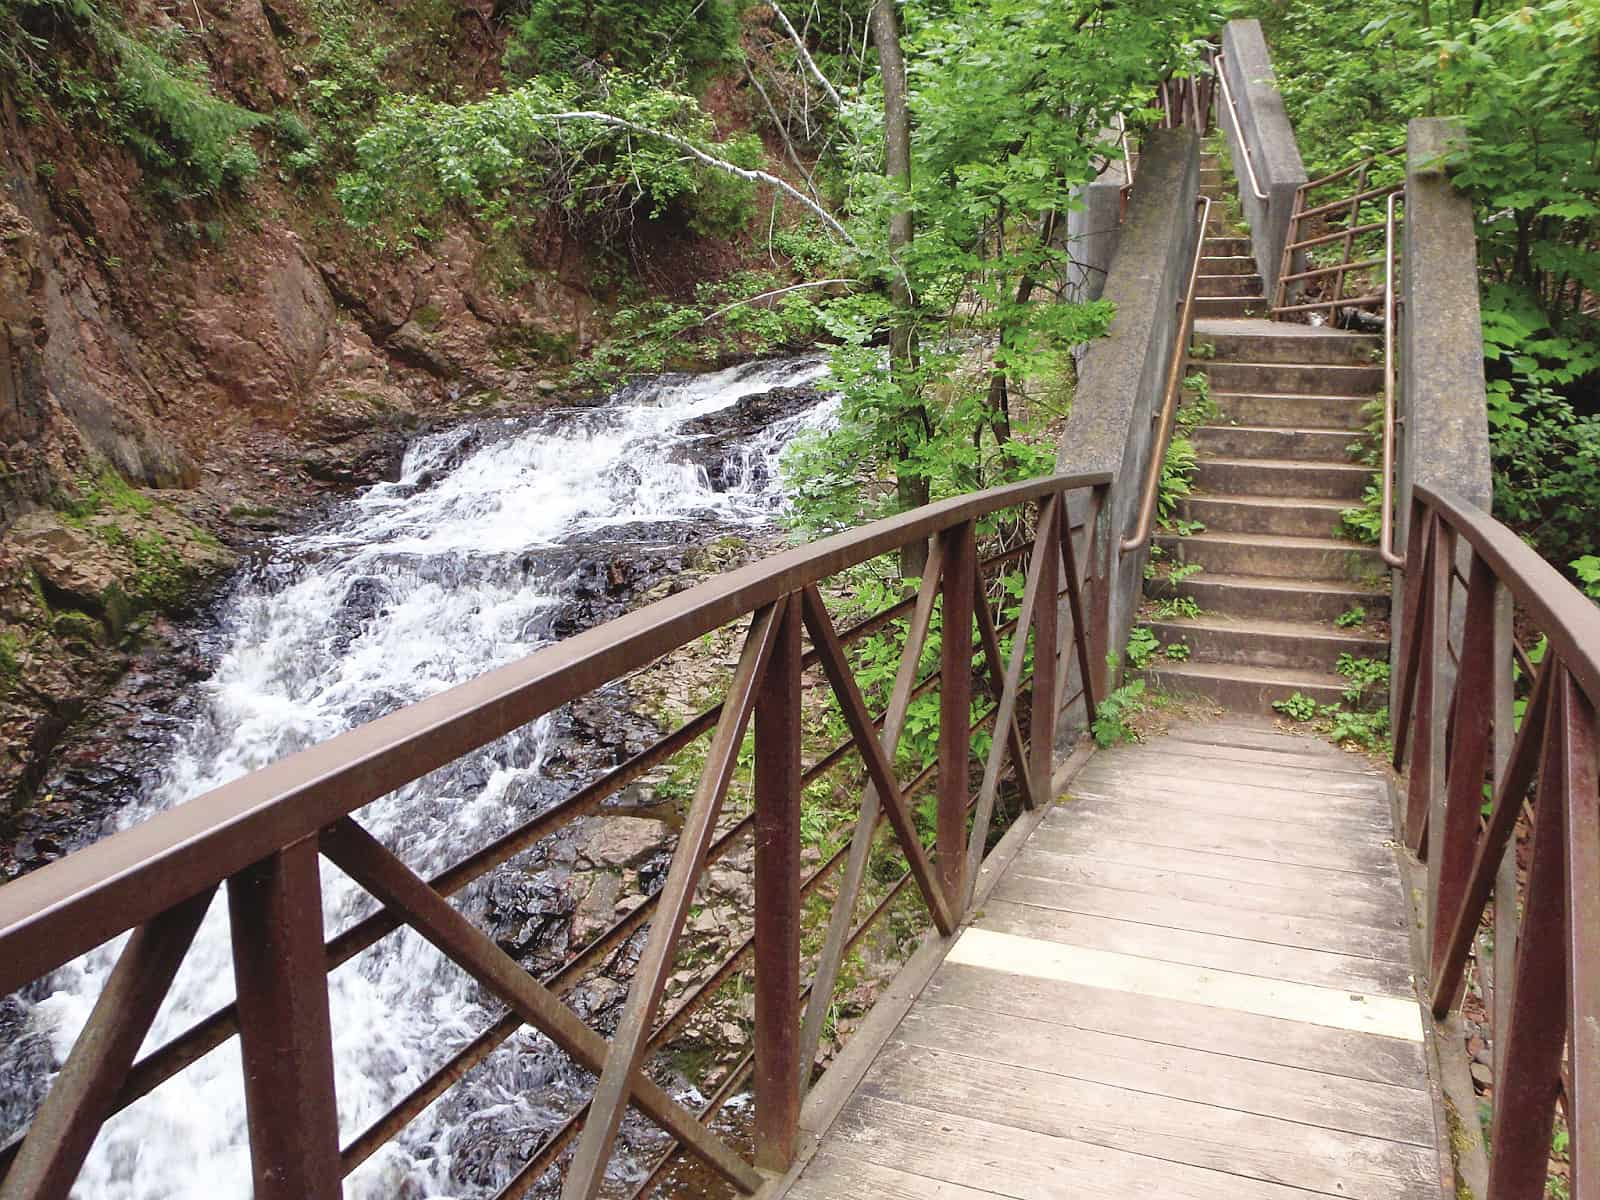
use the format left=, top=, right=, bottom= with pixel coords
left=1273, top=692, right=1318, bottom=722
left=1334, top=604, right=1367, bottom=629
left=502, top=0, right=738, bottom=86
left=1125, top=625, right=1160, bottom=669
left=3, top=0, right=265, bottom=200
left=337, top=75, right=761, bottom=245
left=1092, top=680, right=1147, bottom=748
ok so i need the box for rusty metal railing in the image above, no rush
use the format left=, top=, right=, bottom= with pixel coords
left=0, top=470, right=1112, bottom=1200
left=1121, top=195, right=1212, bottom=552
left=1211, top=53, right=1267, bottom=203
left=1392, top=484, right=1599, bottom=1200
left=1271, top=148, right=1404, bottom=318
left=1377, top=187, right=1405, bottom=568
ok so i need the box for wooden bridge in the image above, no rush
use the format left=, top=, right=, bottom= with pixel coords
left=0, top=22, right=1595, bottom=1200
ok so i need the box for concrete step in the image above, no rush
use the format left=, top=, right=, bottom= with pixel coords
left=1155, top=530, right=1380, bottom=580
left=1203, top=360, right=1384, bottom=396
left=1212, top=391, right=1373, bottom=429
left=1194, top=296, right=1267, bottom=319
left=1181, top=494, right=1350, bottom=539
left=1192, top=424, right=1357, bottom=461
left=1196, top=273, right=1265, bottom=298
left=1194, top=456, right=1373, bottom=501
left=1144, top=615, right=1389, bottom=674
left=1197, top=255, right=1259, bottom=277
left=1204, top=236, right=1252, bottom=256
left=1136, top=660, right=1349, bottom=715
left=1190, top=320, right=1381, bottom=365
left=1150, top=570, right=1390, bottom=622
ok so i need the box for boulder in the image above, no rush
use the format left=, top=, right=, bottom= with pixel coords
left=7, top=513, right=131, bottom=630
left=580, top=815, right=672, bottom=868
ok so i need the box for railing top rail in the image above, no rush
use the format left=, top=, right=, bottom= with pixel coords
left=1413, top=482, right=1600, bottom=700
left=1212, top=52, right=1269, bottom=201
left=1298, top=146, right=1405, bottom=194
left=0, top=468, right=1110, bottom=995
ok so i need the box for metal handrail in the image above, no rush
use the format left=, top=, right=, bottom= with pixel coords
left=1379, top=189, right=1404, bottom=568
left=1121, top=195, right=1213, bottom=552
left=1212, top=53, right=1269, bottom=201
left=0, top=468, right=1108, bottom=992
left=1391, top=482, right=1599, bottom=1200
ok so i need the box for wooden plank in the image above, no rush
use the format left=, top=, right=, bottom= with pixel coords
left=1073, top=758, right=1385, bottom=801
left=892, top=1002, right=1436, bottom=1146
left=786, top=1153, right=1007, bottom=1200
left=821, top=1094, right=1332, bottom=1200
left=990, top=873, right=1413, bottom=962
left=1016, top=831, right=1405, bottom=901
left=1005, top=844, right=1406, bottom=931
left=1035, top=805, right=1398, bottom=875
left=1064, top=776, right=1389, bottom=830
left=858, top=1041, right=1436, bottom=1200
left=1157, top=722, right=1375, bottom=762
left=977, top=899, right=1414, bottom=996
left=1119, top=738, right=1380, bottom=776
left=923, top=962, right=1428, bottom=1087
left=945, top=926, right=1424, bottom=1039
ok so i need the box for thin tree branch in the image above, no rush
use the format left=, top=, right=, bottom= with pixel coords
left=530, top=110, right=858, bottom=248
left=700, top=278, right=860, bottom=322
left=771, top=1, right=843, bottom=108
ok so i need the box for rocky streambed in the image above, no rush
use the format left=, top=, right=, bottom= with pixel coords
left=0, top=354, right=837, bottom=1199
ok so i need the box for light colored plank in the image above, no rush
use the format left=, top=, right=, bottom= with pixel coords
left=945, top=926, right=1424, bottom=1040
left=1017, top=831, right=1405, bottom=900
left=1117, top=738, right=1381, bottom=776
left=1064, top=773, right=1388, bottom=827
left=977, top=899, right=1413, bottom=995
left=991, top=873, right=1412, bottom=962
left=1036, top=805, right=1397, bottom=875
left=1157, top=720, right=1360, bottom=757
left=823, top=1093, right=1333, bottom=1200
left=860, top=1041, right=1436, bottom=1200
left=1075, top=757, right=1384, bottom=799
left=1006, top=844, right=1406, bottom=930
left=787, top=1152, right=1006, bottom=1200
left=893, top=1002, right=1437, bottom=1146
left=923, top=962, right=1428, bottom=1087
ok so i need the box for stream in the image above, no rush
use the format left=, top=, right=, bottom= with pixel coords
left=0, top=354, right=834, bottom=1199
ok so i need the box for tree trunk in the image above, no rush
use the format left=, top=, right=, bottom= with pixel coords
left=870, top=0, right=930, bottom=576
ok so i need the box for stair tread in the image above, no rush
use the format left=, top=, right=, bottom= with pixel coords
left=1144, top=614, right=1387, bottom=642
left=1212, top=390, right=1379, bottom=400
left=1197, top=422, right=1360, bottom=436
left=1170, top=570, right=1388, bottom=595
left=1195, top=456, right=1371, bottom=472
left=1188, top=492, right=1351, bottom=510
left=1203, top=359, right=1382, bottom=372
left=1140, top=659, right=1346, bottom=689
left=1156, top=529, right=1375, bottom=552
left=1193, top=317, right=1379, bottom=344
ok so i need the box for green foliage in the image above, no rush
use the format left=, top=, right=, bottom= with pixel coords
left=1125, top=625, right=1160, bottom=669
left=1573, top=556, right=1600, bottom=603
left=1163, top=641, right=1191, bottom=661
left=1334, top=604, right=1368, bottom=629
left=1167, top=562, right=1203, bottom=585
left=1092, top=679, right=1147, bottom=748
left=502, top=0, right=739, bottom=87
left=1273, top=692, right=1319, bottom=722
left=1150, top=595, right=1202, bottom=621
left=337, top=75, right=761, bottom=246
left=1339, top=482, right=1383, bottom=545
left=0, top=631, right=21, bottom=680
left=1155, top=435, right=1198, bottom=527
left=1335, top=653, right=1389, bottom=706
left=2, top=0, right=265, bottom=200
left=59, top=468, right=153, bottom=523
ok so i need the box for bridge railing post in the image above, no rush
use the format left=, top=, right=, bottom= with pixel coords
left=1029, top=495, right=1062, bottom=803
left=227, top=839, right=342, bottom=1200
left=938, top=522, right=977, bottom=909
left=752, top=592, right=803, bottom=1172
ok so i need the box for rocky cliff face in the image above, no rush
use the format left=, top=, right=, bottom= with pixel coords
left=0, top=0, right=757, bottom=826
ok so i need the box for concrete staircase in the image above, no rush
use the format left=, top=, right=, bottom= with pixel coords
left=1138, top=146, right=1389, bottom=714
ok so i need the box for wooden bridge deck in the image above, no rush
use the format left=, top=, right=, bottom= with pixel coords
left=780, top=719, right=1446, bottom=1200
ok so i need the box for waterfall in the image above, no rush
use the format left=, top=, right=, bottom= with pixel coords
left=1, top=354, right=834, bottom=1199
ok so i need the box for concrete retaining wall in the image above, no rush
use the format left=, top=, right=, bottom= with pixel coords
left=1217, top=20, right=1306, bottom=301
left=1066, top=157, right=1129, bottom=304
left=1389, top=118, right=1493, bottom=712
left=1056, top=129, right=1201, bottom=710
